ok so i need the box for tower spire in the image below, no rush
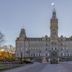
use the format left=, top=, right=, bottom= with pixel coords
left=52, top=8, right=56, bottom=18
left=50, top=3, right=58, bottom=40
left=51, top=2, right=56, bottom=18
left=19, top=28, right=26, bottom=38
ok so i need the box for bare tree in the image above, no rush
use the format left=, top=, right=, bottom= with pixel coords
left=0, top=32, right=4, bottom=46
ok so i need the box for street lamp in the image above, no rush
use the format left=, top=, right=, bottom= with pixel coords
left=20, top=47, right=22, bottom=64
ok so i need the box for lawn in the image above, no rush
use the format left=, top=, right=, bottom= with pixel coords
left=0, top=62, right=25, bottom=71
left=0, top=60, right=33, bottom=71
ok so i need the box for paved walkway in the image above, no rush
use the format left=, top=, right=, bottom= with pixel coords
left=2, top=62, right=72, bottom=72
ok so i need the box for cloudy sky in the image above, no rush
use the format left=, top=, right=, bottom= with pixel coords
left=0, top=0, right=72, bottom=46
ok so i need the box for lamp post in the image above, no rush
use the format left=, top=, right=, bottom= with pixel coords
left=20, top=47, right=22, bottom=64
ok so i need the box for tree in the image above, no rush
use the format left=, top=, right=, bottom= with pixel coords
left=0, top=32, right=4, bottom=46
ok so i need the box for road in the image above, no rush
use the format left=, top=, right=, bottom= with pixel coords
left=3, top=62, right=72, bottom=72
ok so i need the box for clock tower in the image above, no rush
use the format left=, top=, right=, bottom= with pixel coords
left=50, top=8, right=58, bottom=41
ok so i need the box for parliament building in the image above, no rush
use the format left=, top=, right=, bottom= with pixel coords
left=15, top=8, right=72, bottom=60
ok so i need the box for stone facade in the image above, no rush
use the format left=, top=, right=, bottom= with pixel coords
left=15, top=9, right=72, bottom=59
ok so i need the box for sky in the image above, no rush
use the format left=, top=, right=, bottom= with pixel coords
left=0, top=0, right=72, bottom=46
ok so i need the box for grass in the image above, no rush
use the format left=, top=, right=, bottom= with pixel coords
left=0, top=60, right=33, bottom=72
left=0, top=62, right=26, bottom=71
